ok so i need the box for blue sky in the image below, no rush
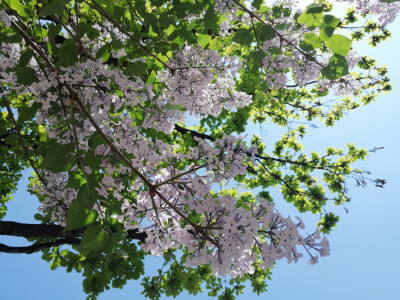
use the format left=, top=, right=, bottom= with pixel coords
left=1, top=5, right=400, bottom=300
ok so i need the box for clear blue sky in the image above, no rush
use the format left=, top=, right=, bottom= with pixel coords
left=1, top=9, right=400, bottom=300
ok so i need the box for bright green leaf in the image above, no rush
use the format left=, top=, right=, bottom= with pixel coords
left=148, top=25, right=157, bottom=38
left=300, top=32, right=323, bottom=51
left=164, top=24, right=175, bottom=35
left=38, top=124, right=47, bottom=142
left=321, top=54, right=349, bottom=80
left=325, top=34, right=352, bottom=56
left=297, top=6, right=324, bottom=27
left=319, top=14, right=340, bottom=41
left=8, top=0, right=31, bottom=17
left=147, top=70, right=156, bottom=85
left=198, top=34, right=211, bottom=48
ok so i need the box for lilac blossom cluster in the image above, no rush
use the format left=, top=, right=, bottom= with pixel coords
left=179, top=198, right=329, bottom=277
left=157, top=46, right=252, bottom=118
left=105, top=134, right=330, bottom=276
left=336, top=0, right=400, bottom=25
left=262, top=37, right=323, bottom=88
left=32, top=172, right=77, bottom=226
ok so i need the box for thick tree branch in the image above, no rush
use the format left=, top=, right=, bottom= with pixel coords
left=0, top=221, right=148, bottom=254
left=0, top=238, right=80, bottom=254
left=0, top=220, right=147, bottom=240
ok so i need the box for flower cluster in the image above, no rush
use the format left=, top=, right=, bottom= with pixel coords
left=157, top=46, right=252, bottom=118
left=337, top=0, right=400, bottom=25
left=32, top=172, right=77, bottom=226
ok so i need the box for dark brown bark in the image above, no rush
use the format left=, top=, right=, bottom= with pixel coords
left=0, top=221, right=147, bottom=254
left=0, top=238, right=80, bottom=254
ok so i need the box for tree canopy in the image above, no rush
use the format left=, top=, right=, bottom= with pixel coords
left=0, top=0, right=397, bottom=299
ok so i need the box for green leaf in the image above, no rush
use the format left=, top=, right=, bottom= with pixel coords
left=8, top=0, right=31, bottom=17
left=247, top=50, right=265, bottom=71
left=84, top=149, right=103, bottom=170
left=50, top=257, right=61, bottom=270
left=198, top=34, right=211, bottom=48
left=252, top=0, right=263, bottom=10
left=165, top=103, right=184, bottom=111
left=379, top=0, right=400, bottom=3
left=210, top=37, right=221, bottom=51
left=5, top=134, right=18, bottom=145
left=15, top=67, right=39, bottom=86
left=104, top=229, right=128, bottom=254
left=81, top=223, right=109, bottom=251
left=38, top=0, right=71, bottom=17
left=233, top=28, right=253, bottom=45
left=65, top=200, right=98, bottom=231
left=325, top=34, right=352, bottom=56
left=148, top=25, right=157, bottom=38
left=275, top=23, right=290, bottom=31
left=203, top=7, right=218, bottom=30
left=18, top=48, right=34, bottom=67
left=299, top=32, right=323, bottom=51
left=297, top=6, right=324, bottom=27
left=254, top=23, right=276, bottom=42
left=17, top=102, right=41, bottom=122
left=65, top=171, right=87, bottom=189
left=96, top=43, right=112, bottom=62
left=39, top=142, right=77, bottom=172
left=38, top=124, right=47, bottom=142
left=147, top=70, right=156, bottom=85
left=76, top=182, right=98, bottom=209
left=164, top=24, right=175, bottom=35
left=57, top=39, right=79, bottom=67
left=143, top=12, right=158, bottom=28
left=86, top=27, right=100, bottom=40
left=88, top=132, right=106, bottom=148
left=319, top=14, right=340, bottom=41
left=321, top=54, right=349, bottom=80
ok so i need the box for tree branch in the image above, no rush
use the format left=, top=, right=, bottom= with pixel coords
left=0, top=221, right=148, bottom=254
left=0, top=238, right=80, bottom=254
left=174, top=124, right=215, bottom=141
